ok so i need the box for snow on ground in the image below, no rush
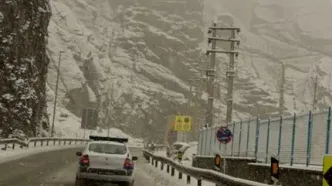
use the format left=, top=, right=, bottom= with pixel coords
left=47, top=104, right=143, bottom=147
left=144, top=150, right=271, bottom=186
left=153, top=141, right=198, bottom=167
left=249, top=162, right=322, bottom=172
left=141, top=157, right=215, bottom=186
left=0, top=144, right=84, bottom=164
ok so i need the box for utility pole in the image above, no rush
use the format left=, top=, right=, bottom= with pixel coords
left=206, top=22, right=240, bottom=175
left=50, top=51, right=64, bottom=137
left=107, top=77, right=115, bottom=137
left=225, top=29, right=239, bottom=125
left=186, top=78, right=204, bottom=142
left=205, top=23, right=217, bottom=128
left=279, top=62, right=286, bottom=116
left=206, top=23, right=240, bottom=127
left=187, top=78, right=203, bottom=111
left=312, top=75, right=318, bottom=111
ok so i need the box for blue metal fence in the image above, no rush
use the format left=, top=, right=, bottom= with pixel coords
left=197, top=107, right=332, bottom=166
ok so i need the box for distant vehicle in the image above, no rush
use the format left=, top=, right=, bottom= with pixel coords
left=168, top=142, right=190, bottom=159
left=75, top=135, right=138, bottom=186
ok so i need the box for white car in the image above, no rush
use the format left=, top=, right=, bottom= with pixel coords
left=168, top=142, right=190, bottom=159
left=75, top=136, right=138, bottom=186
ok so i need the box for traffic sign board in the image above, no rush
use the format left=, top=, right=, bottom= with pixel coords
left=216, top=127, right=232, bottom=144
left=215, top=154, right=221, bottom=167
left=173, top=115, right=192, bottom=131
left=174, top=115, right=183, bottom=131
left=81, top=108, right=98, bottom=129
left=271, top=157, right=279, bottom=184
left=323, top=155, right=332, bottom=186
left=182, top=116, right=192, bottom=131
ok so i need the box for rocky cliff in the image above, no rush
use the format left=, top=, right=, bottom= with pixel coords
left=46, top=0, right=332, bottom=139
left=0, top=0, right=51, bottom=138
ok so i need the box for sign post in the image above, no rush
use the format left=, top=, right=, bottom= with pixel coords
left=216, top=127, right=233, bottom=173
left=174, top=115, right=192, bottom=142
left=323, top=155, right=332, bottom=186
left=271, top=156, right=280, bottom=185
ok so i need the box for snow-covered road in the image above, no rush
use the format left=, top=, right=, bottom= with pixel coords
left=0, top=147, right=213, bottom=186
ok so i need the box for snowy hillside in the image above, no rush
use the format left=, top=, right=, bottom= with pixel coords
left=201, top=0, right=332, bottom=117
left=46, top=0, right=332, bottom=139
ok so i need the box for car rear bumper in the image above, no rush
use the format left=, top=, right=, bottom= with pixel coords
left=77, top=171, right=134, bottom=183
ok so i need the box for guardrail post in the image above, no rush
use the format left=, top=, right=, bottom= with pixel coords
left=46, top=140, right=49, bottom=146
left=238, top=120, right=242, bottom=156
left=246, top=119, right=250, bottom=157
left=326, top=107, right=331, bottom=154
left=171, top=167, right=175, bottom=176
left=231, top=122, right=235, bottom=156
left=197, top=179, right=202, bottom=186
left=34, top=141, right=37, bottom=147
left=186, top=175, right=191, bottom=184
left=277, top=116, right=282, bottom=160
left=69, top=140, right=72, bottom=145
left=151, top=159, right=154, bottom=166
left=53, top=140, right=56, bottom=145
left=167, top=164, right=170, bottom=173
left=41, top=141, right=43, bottom=146
left=290, top=113, right=297, bottom=166
left=178, top=172, right=182, bottom=179
left=12, top=143, right=15, bottom=149
left=255, top=116, right=260, bottom=159
left=3, top=144, right=7, bottom=150
left=306, top=110, right=313, bottom=167
left=265, top=118, right=271, bottom=163
left=155, top=160, right=158, bottom=168
left=64, top=140, right=66, bottom=145
left=161, top=162, right=164, bottom=170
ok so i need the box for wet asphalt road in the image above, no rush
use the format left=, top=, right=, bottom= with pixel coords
left=0, top=147, right=157, bottom=186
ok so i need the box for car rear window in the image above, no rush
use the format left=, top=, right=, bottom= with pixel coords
left=173, top=144, right=183, bottom=150
left=88, top=143, right=127, bottom=155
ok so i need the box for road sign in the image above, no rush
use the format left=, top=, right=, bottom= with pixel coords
left=182, top=116, right=192, bottom=131
left=323, top=155, right=332, bottom=186
left=81, top=108, right=98, bottom=129
left=216, top=127, right=232, bottom=144
left=174, top=115, right=183, bottom=131
left=271, top=157, right=280, bottom=184
left=215, top=154, right=221, bottom=168
left=173, top=115, right=192, bottom=131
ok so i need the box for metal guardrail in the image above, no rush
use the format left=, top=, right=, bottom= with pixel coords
left=143, top=143, right=167, bottom=151
left=0, top=137, right=89, bottom=150
left=143, top=149, right=270, bottom=186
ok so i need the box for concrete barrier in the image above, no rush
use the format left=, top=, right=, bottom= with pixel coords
left=193, top=156, right=322, bottom=186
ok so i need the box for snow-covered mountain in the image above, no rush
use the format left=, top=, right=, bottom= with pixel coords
left=46, top=0, right=332, bottom=139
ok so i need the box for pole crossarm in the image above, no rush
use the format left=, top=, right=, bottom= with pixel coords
left=208, top=37, right=240, bottom=44
left=206, top=50, right=239, bottom=56
left=208, top=27, right=240, bottom=32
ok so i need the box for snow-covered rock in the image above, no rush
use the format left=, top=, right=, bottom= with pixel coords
left=46, top=0, right=332, bottom=140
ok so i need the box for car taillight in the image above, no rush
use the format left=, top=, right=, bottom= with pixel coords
left=79, top=154, right=89, bottom=166
left=123, top=158, right=134, bottom=170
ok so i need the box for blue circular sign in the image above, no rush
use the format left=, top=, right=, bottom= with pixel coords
left=216, top=127, right=233, bottom=144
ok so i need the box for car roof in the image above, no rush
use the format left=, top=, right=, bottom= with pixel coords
left=172, top=142, right=190, bottom=147
left=88, top=140, right=127, bottom=146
